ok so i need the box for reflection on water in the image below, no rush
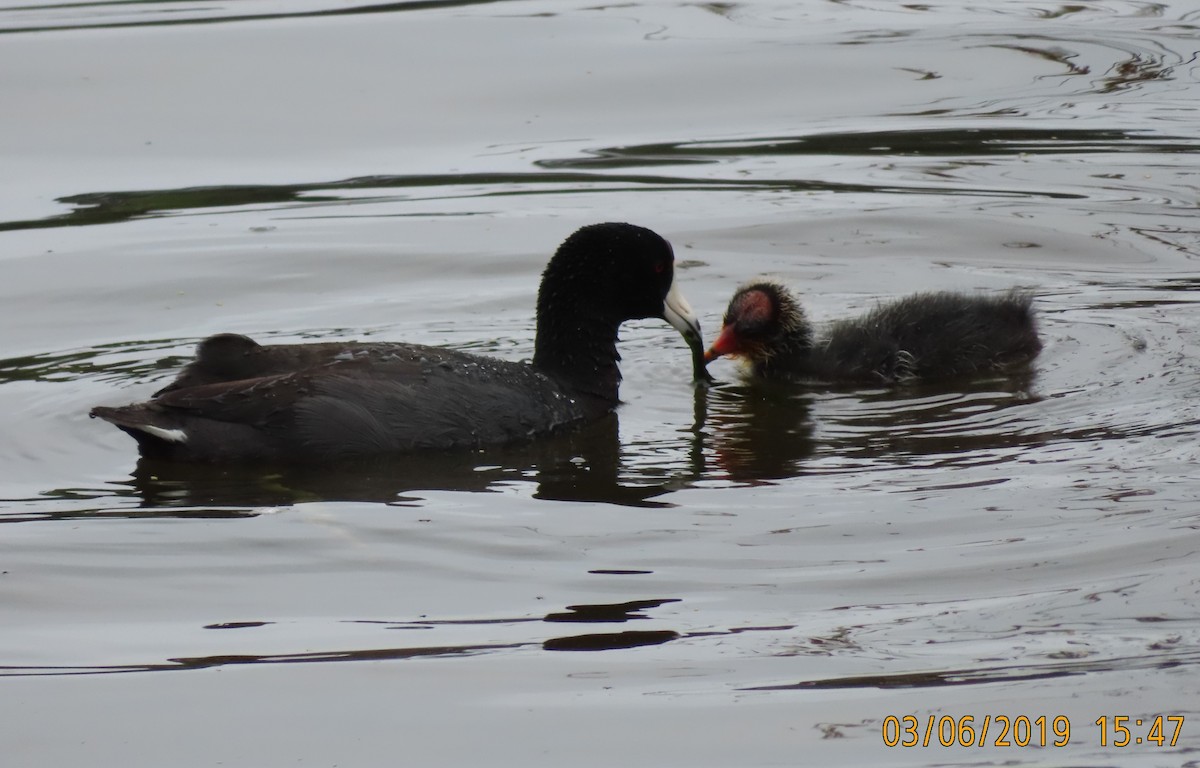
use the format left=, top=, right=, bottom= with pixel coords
left=544, top=598, right=680, bottom=623
left=814, top=373, right=1043, bottom=467
left=36, top=413, right=684, bottom=514
left=123, top=413, right=685, bottom=510
left=743, top=647, right=1198, bottom=690
left=703, top=382, right=816, bottom=482
left=0, top=0, right=511, bottom=35
left=8, top=127, right=1191, bottom=233
left=0, top=596, right=688, bottom=676
left=0, top=340, right=188, bottom=385
left=0, top=641, right=526, bottom=677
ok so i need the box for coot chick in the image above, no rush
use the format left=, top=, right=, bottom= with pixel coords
left=91, top=223, right=703, bottom=462
left=704, top=279, right=1040, bottom=384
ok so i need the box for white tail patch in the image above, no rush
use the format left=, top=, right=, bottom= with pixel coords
left=138, top=425, right=188, bottom=443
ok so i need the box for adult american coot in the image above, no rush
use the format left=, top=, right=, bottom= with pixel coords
left=704, top=279, right=1040, bottom=384
left=91, top=223, right=703, bottom=462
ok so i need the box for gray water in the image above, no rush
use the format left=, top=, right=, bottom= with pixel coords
left=2, top=1, right=1199, bottom=766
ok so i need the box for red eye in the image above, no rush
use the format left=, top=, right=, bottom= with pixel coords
left=654, top=262, right=666, bottom=274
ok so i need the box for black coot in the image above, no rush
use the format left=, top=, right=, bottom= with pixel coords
left=704, top=279, right=1040, bottom=384
left=91, top=223, right=703, bottom=462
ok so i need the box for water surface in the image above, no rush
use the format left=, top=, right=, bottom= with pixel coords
left=2, top=1, right=1199, bottom=765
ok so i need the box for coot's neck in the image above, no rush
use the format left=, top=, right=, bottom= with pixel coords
left=532, top=307, right=624, bottom=402
left=755, top=318, right=815, bottom=378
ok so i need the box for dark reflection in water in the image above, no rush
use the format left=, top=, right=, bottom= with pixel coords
left=6, top=415, right=681, bottom=520
left=703, top=382, right=816, bottom=482
left=536, top=128, right=1197, bottom=168
left=204, top=621, right=273, bottom=630
left=742, top=647, right=1200, bottom=690
left=700, top=370, right=1055, bottom=480
left=0, top=171, right=804, bottom=232
left=542, top=598, right=683, bottom=650
left=1091, top=274, right=1200, bottom=298
left=7, top=125, right=1171, bottom=233
left=7, top=621, right=1191, bottom=677
left=992, top=38, right=1181, bottom=95
left=0, top=641, right=529, bottom=678
left=817, top=372, right=1044, bottom=464
left=0, top=0, right=513, bottom=36
left=0, top=340, right=187, bottom=385
left=112, top=413, right=685, bottom=511
left=544, top=598, right=681, bottom=623
left=1, top=596, right=687, bottom=676
left=993, top=43, right=1092, bottom=78
left=0, top=630, right=680, bottom=676
left=542, top=630, right=679, bottom=651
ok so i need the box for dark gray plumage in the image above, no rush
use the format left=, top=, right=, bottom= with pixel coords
left=705, top=279, right=1041, bottom=384
left=91, top=223, right=703, bottom=462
